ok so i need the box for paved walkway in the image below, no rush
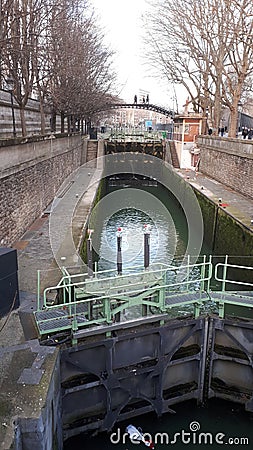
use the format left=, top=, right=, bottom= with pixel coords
left=178, top=168, right=253, bottom=231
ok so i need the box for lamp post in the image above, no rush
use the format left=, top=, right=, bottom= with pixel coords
left=6, top=77, right=16, bottom=137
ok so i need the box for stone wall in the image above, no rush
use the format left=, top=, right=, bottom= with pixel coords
left=0, top=89, right=63, bottom=137
left=0, top=135, right=86, bottom=246
left=197, top=136, right=253, bottom=199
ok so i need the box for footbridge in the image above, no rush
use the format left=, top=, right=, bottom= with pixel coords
left=103, top=102, right=174, bottom=117
left=34, top=255, right=253, bottom=342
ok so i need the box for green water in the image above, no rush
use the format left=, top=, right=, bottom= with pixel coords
left=90, top=181, right=201, bottom=272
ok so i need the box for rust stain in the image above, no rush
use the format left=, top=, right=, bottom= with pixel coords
left=28, top=216, right=48, bottom=231
left=12, top=240, right=29, bottom=250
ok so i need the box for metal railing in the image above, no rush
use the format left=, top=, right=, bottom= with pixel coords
left=108, top=129, right=163, bottom=143
left=213, top=256, right=253, bottom=318
left=35, top=257, right=212, bottom=336
left=34, top=256, right=253, bottom=338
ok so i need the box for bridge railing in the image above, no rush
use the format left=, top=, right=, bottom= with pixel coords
left=108, top=129, right=163, bottom=142
left=34, top=256, right=253, bottom=338
left=214, top=256, right=253, bottom=291
left=34, top=258, right=212, bottom=337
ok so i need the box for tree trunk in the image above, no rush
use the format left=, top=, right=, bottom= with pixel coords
left=51, top=110, right=56, bottom=132
left=19, top=107, right=27, bottom=137
left=40, top=97, right=46, bottom=135
left=228, top=106, right=238, bottom=138
left=212, top=74, right=222, bottom=135
left=61, top=112, right=65, bottom=133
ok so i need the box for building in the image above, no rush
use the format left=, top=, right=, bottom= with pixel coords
left=173, top=113, right=203, bottom=168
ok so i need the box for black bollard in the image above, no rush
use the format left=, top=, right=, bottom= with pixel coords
left=143, top=224, right=151, bottom=317
left=86, top=229, right=94, bottom=319
left=87, top=229, right=94, bottom=277
left=115, top=227, right=123, bottom=323
left=144, top=224, right=151, bottom=268
left=116, top=227, right=123, bottom=275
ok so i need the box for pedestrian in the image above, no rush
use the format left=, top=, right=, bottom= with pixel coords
left=248, top=128, right=253, bottom=139
left=242, top=127, right=248, bottom=139
left=134, top=94, right=137, bottom=104
left=146, top=94, right=149, bottom=103
left=142, top=96, right=145, bottom=103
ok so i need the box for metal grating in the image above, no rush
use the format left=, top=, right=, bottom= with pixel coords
left=211, top=292, right=253, bottom=306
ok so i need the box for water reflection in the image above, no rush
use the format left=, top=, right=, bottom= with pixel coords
left=95, top=184, right=188, bottom=272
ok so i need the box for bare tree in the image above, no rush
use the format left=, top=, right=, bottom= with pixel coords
left=48, top=2, right=116, bottom=132
left=2, top=0, right=39, bottom=135
left=1, top=0, right=116, bottom=136
left=144, top=0, right=253, bottom=137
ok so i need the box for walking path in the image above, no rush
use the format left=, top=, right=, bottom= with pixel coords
left=178, top=168, right=253, bottom=231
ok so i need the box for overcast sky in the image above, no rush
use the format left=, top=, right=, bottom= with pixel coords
left=91, top=0, right=185, bottom=109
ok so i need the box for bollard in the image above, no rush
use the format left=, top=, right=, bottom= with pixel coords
left=87, top=229, right=94, bottom=278
left=116, top=227, right=123, bottom=275
left=115, top=227, right=123, bottom=322
left=144, top=224, right=151, bottom=268
left=87, top=229, right=94, bottom=319
left=143, top=224, right=151, bottom=316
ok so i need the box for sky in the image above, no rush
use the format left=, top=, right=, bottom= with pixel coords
left=91, top=0, right=186, bottom=109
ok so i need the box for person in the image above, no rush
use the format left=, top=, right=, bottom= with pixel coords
left=208, top=128, right=213, bottom=135
left=134, top=94, right=137, bottom=104
left=142, top=96, right=145, bottom=103
left=248, top=128, right=253, bottom=139
left=242, top=127, right=248, bottom=139
left=146, top=94, right=149, bottom=103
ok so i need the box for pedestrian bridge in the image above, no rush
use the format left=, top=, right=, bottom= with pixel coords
left=103, top=103, right=174, bottom=117
left=34, top=256, right=253, bottom=343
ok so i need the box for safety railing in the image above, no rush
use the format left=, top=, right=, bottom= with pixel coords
left=108, top=129, right=163, bottom=143
left=34, top=258, right=213, bottom=337
left=213, top=256, right=253, bottom=318
left=34, top=256, right=253, bottom=338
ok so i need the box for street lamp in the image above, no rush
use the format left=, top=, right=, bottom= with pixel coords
left=6, top=76, right=16, bottom=138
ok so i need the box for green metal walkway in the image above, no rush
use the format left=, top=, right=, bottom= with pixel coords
left=34, top=256, right=253, bottom=340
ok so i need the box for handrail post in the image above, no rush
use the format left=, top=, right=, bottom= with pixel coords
left=186, top=254, right=190, bottom=290
left=222, top=255, right=229, bottom=293
left=37, top=270, right=41, bottom=310
left=207, top=255, right=212, bottom=293
left=200, top=255, right=206, bottom=292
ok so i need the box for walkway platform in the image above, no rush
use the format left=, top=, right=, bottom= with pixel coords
left=178, top=168, right=253, bottom=230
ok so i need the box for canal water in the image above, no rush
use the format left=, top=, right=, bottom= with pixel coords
left=64, top=180, right=252, bottom=449
left=64, top=399, right=252, bottom=449
left=90, top=181, right=192, bottom=272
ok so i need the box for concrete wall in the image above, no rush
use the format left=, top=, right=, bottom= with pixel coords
left=194, top=189, right=253, bottom=265
left=197, top=136, right=253, bottom=199
left=0, top=135, right=86, bottom=246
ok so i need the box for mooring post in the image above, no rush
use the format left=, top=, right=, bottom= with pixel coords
left=115, top=227, right=123, bottom=323
left=87, top=229, right=94, bottom=319
left=143, top=224, right=151, bottom=316
left=87, top=229, right=94, bottom=277
left=144, top=224, right=151, bottom=269
left=116, top=227, right=123, bottom=275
